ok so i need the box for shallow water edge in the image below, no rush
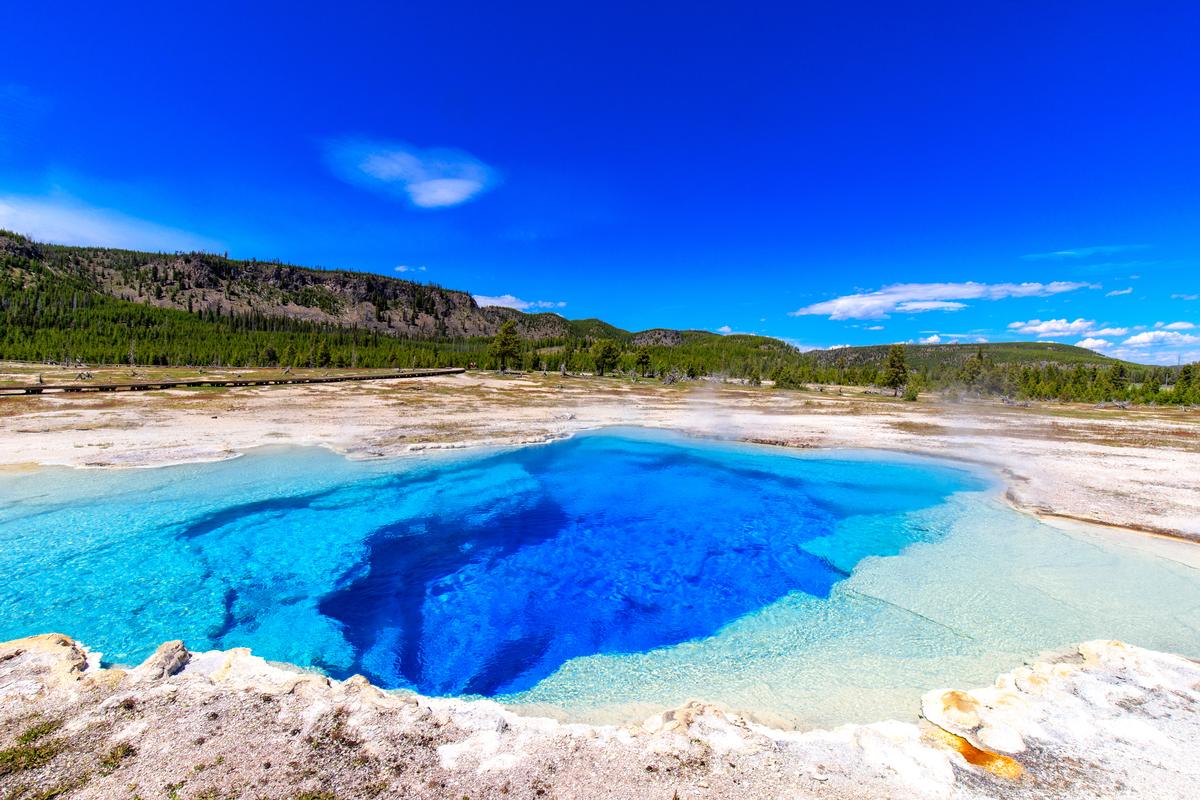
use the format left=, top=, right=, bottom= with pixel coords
left=3, top=427, right=1197, bottom=731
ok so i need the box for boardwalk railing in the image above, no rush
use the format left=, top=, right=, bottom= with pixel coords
left=0, top=367, right=466, bottom=396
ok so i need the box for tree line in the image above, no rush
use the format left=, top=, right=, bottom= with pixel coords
left=3, top=246, right=1196, bottom=404
left=770, top=345, right=1200, bottom=405
left=0, top=253, right=789, bottom=375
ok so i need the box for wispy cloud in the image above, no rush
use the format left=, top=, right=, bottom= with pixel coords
left=0, top=193, right=218, bottom=251
left=896, top=300, right=967, bottom=313
left=327, top=138, right=496, bottom=208
left=1107, top=347, right=1200, bottom=365
left=1022, top=244, right=1150, bottom=261
left=1017, top=319, right=1200, bottom=356
left=716, top=325, right=733, bottom=334
left=1122, top=330, right=1200, bottom=347
left=777, top=338, right=820, bottom=352
left=791, top=281, right=1094, bottom=320
left=473, top=294, right=566, bottom=311
left=1007, top=319, right=1135, bottom=338
left=1173, top=293, right=1199, bottom=301
left=933, top=332, right=988, bottom=340
left=394, top=264, right=427, bottom=274
left=1105, top=287, right=1133, bottom=297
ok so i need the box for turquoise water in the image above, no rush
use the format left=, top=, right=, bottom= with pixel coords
left=1, top=429, right=1197, bottom=727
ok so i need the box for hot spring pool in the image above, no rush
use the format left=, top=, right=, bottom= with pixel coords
left=1, top=429, right=1197, bottom=728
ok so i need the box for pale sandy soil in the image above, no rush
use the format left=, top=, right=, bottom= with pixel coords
left=3, top=367, right=1200, bottom=798
left=2, top=367, right=1198, bottom=538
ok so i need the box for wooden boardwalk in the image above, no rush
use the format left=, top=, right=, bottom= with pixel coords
left=0, top=367, right=466, bottom=396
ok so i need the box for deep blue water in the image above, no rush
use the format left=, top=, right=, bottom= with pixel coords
left=0, top=430, right=988, bottom=697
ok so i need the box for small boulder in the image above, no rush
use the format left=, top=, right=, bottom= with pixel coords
left=137, top=640, right=191, bottom=681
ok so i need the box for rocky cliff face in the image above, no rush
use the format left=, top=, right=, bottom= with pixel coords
left=2, top=232, right=576, bottom=341
left=1, top=635, right=1196, bottom=799
left=632, top=328, right=684, bottom=347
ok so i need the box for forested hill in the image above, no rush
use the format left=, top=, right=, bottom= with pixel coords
left=1, top=231, right=1186, bottom=403
left=0, top=230, right=561, bottom=341
left=0, top=230, right=801, bottom=372
left=810, top=342, right=1126, bottom=371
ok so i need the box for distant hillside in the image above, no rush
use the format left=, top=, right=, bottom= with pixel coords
left=0, top=232, right=569, bottom=341
left=0, top=231, right=1182, bottom=388
left=810, top=341, right=1135, bottom=370
left=0, top=231, right=804, bottom=373
left=0, top=231, right=786, bottom=355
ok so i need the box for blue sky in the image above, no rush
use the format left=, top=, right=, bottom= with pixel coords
left=1, top=2, right=1198, bottom=364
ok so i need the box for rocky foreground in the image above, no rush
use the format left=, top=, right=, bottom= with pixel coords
left=0, top=635, right=1196, bottom=799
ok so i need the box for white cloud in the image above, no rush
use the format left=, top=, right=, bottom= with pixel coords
left=790, top=281, right=1093, bottom=320
left=866, top=325, right=885, bottom=331
left=1122, top=330, right=1200, bottom=347
left=1022, top=244, right=1149, bottom=261
left=779, top=339, right=820, bottom=352
left=1172, top=293, right=1198, bottom=301
left=934, top=332, right=988, bottom=341
left=918, top=334, right=942, bottom=344
left=327, top=138, right=496, bottom=208
left=825, top=344, right=852, bottom=350
left=1106, top=287, right=1133, bottom=297
left=0, top=194, right=218, bottom=251
left=1007, top=318, right=1097, bottom=337
left=1011, top=320, right=1200, bottom=353
left=715, top=324, right=760, bottom=336
left=896, top=301, right=968, bottom=313
left=1106, top=346, right=1200, bottom=365
left=473, top=294, right=566, bottom=311
left=394, top=265, right=427, bottom=274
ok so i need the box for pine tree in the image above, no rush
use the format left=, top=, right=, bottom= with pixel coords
left=562, top=340, right=577, bottom=373
left=592, top=339, right=620, bottom=376
left=316, top=339, right=332, bottom=367
left=1110, top=364, right=1129, bottom=393
left=881, top=344, right=908, bottom=396
left=634, top=346, right=652, bottom=377
left=489, top=320, right=521, bottom=372
left=1178, top=363, right=1196, bottom=403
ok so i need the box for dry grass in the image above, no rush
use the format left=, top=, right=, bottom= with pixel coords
left=889, top=420, right=950, bottom=436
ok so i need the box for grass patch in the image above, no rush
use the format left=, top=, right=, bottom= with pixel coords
left=193, top=790, right=237, bottom=800
left=16, top=719, right=63, bottom=745
left=890, top=420, right=949, bottom=436
left=0, top=739, right=65, bottom=776
left=98, top=741, right=135, bottom=774
left=21, top=773, right=91, bottom=799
